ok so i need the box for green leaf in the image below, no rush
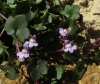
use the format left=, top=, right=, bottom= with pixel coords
left=0, top=65, right=7, bottom=72
left=0, top=41, right=4, bottom=54
left=34, top=23, right=46, bottom=30
left=72, top=68, right=85, bottom=79
left=53, top=0, right=60, bottom=6
left=64, top=5, right=72, bottom=18
left=48, top=15, right=52, bottom=23
left=71, top=5, right=80, bottom=14
left=55, top=64, right=64, bottom=80
left=9, top=4, right=17, bottom=9
left=16, top=28, right=30, bottom=42
left=71, top=13, right=79, bottom=20
left=49, top=13, right=59, bottom=20
left=31, top=0, right=42, bottom=4
left=4, top=16, right=15, bottom=35
left=73, top=61, right=86, bottom=79
left=41, top=12, right=49, bottom=24
left=14, top=15, right=27, bottom=29
left=27, top=59, right=48, bottom=81
left=94, top=52, right=100, bottom=62
left=5, top=67, right=19, bottom=80
left=45, top=1, right=50, bottom=9
left=69, top=24, right=79, bottom=35
left=60, top=5, right=80, bottom=20
left=25, top=10, right=36, bottom=21
left=7, top=0, right=14, bottom=4
left=58, top=20, right=69, bottom=28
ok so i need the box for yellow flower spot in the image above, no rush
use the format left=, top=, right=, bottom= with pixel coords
left=66, top=43, right=71, bottom=47
left=63, top=29, right=68, bottom=33
left=22, top=49, right=27, bottom=53
left=30, top=38, right=35, bottom=42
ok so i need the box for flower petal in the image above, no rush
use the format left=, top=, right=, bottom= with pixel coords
left=24, top=53, right=29, bottom=58
left=68, top=27, right=71, bottom=32
left=72, top=45, right=77, bottom=50
left=17, top=52, right=24, bottom=58
left=69, top=48, right=74, bottom=53
left=29, top=42, right=34, bottom=48
left=64, top=40, right=69, bottom=44
left=59, top=28, right=63, bottom=31
left=64, top=48, right=69, bottom=52
left=33, top=42, right=38, bottom=47
left=31, top=34, right=36, bottom=39
left=23, top=41, right=29, bottom=48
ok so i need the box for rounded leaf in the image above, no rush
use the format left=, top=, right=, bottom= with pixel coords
left=4, top=16, right=15, bottom=35
left=16, top=28, right=30, bottom=42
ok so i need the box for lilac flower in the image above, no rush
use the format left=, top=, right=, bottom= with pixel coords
left=29, top=35, right=38, bottom=48
left=59, top=27, right=71, bottom=36
left=23, top=35, right=38, bottom=48
left=64, top=40, right=77, bottom=53
left=23, top=41, right=29, bottom=48
left=17, top=47, right=29, bottom=61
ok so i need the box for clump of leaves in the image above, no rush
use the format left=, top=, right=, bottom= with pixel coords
left=0, top=65, right=19, bottom=80
left=27, top=58, right=48, bottom=81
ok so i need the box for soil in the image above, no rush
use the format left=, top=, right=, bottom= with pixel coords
left=1, top=0, right=100, bottom=84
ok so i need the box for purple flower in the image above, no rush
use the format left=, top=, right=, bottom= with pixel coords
left=17, top=47, right=29, bottom=61
left=23, top=41, right=29, bottom=48
left=64, top=40, right=77, bottom=53
left=29, top=35, right=38, bottom=48
left=23, top=35, right=38, bottom=48
left=59, top=27, right=71, bottom=36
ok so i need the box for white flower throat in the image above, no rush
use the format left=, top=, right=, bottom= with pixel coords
left=63, top=29, right=68, bottom=33
left=30, top=38, right=35, bottom=42
left=22, top=49, right=27, bottom=53
left=66, top=43, right=71, bottom=47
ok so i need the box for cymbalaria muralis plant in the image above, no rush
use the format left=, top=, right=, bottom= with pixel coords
left=0, top=0, right=100, bottom=84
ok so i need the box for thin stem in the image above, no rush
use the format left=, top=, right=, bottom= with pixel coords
left=0, top=13, right=7, bottom=20
left=87, top=39, right=100, bottom=50
left=16, top=38, right=20, bottom=53
left=0, top=29, right=4, bottom=37
left=0, top=13, right=7, bottom=37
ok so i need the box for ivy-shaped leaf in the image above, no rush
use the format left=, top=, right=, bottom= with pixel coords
left=7, top=0, right=15, bottom=4
left=60, top=5, right=71, bottom=18
left=60, top=5, right=80, bottom=20
left=34, top=23, right=46, bottom=30
left=49, top=13, right=59, bottom=20
left=69, top=23, right=79, bottom=35
left=25, top=10, right=36, bottom=21
left=4, top=16, right=15, bottom=35
left=53, top=0, right=60, bottom=6
left=41, top=12, right=49, bottom=24
left=16, top=28, right=30, bottom=42
left=27, top=59, right=48, bottom=81
left=55, top=64, right=64, bottom=80
left=73, top=61, right=86, bottom=79
left=5, top=67, right=19, bottom=80
left=14, top=15, right=27, bottom=29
